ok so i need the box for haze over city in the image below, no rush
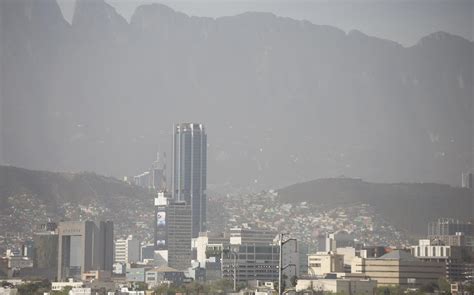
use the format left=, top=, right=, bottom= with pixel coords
left=0, top=0, right=473, bottom=294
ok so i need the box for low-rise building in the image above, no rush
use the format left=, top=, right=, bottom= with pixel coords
left=145, top=266, right=186, bottom=288
left=81, top=270, right=112, bottom=282
left=51, top=279, right=84, bottom=291
left=351, top=250, right=445, bottom=289
left=140, top=244, right=155, bottom=261
left=69, top=288, right=92, bottom=295
left=296, top=277, right=376, bottom=294
left=0, top=287, right=18, bottom=295
left=308, top=252, right=344, bottom=276
left=126, top=267, right=147, bottom=283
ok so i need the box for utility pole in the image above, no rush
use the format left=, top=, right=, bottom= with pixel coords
left=232, top=251, right=237, bottom=292
left=279, top=233, right=297, bottom=295
left=278, top=233, right=283, bottom=295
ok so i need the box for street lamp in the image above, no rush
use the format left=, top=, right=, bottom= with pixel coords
left=278, top=233, right=297, bottom=295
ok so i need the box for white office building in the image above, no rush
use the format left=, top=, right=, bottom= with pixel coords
left=115, top=236, right=140, bottom=264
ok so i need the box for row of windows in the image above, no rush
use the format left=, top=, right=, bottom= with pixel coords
left=309, top=263, right=321, bottom=267
left=415, top=247, right=450, bottom=257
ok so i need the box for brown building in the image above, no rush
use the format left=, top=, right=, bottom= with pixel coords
left=352, top=250, right=445, bottom=289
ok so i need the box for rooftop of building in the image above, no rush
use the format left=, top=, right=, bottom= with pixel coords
left=147, top=266, right=181, bottom=273
left=377, top=250, right=418, bottom=261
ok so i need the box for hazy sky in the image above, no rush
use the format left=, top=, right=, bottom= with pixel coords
left=57, top=0, right=473, bottom=46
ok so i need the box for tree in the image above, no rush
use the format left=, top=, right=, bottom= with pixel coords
left=133, top=281, right=148, bottom=291
left=184, top=281, right=208, bottom=294
left=17, top=280, right=52, bottom=295
left=419, top=282, right=437, bottom=293
left=51, top=286, right=72, bottom=295
left=437, top=278, right=451, bottom=294
left=290, top=275, right=298, bottom=287
left=375, top=285, right=403, bottom=295
left=464, top=282, right=474, bottom=294
left=207, top=279, right=234, bottom=294
left=154, top=283, right=185, bottom=295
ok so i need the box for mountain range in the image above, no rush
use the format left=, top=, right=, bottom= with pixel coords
left=1, top=0, right=473, bottom=189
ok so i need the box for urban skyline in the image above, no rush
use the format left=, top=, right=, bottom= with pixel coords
left=0, top=0, right=473, bottom=294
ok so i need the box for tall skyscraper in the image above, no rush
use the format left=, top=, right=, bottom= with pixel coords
left=172, top=123, right=207, bottom=238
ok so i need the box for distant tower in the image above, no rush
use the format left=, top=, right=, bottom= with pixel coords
left=469, top=173, right=473, bottom=190
left=462, top=172, right=467, bottom=188
left=462, top=172, right=473, bottom=189
left=152, top=152, right=167, bottom=191
left=172, top=123, right=207, bottom=238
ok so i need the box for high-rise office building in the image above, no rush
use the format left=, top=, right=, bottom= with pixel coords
left=153, top=192, right=192, bottom=270
left=167, top=201, right=192, bottom=270
left=172, top=123, right=207, bottom=238
left=411, top=239, right=473, bottom=282
left=57, top=221, right=113, bottom=281
left=33, top=231, right=58, bottom=280
left=428, top=218, right=474, bottom=236
left=222, top=244, right=280, bottom=283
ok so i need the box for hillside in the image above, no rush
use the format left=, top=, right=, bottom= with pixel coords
left=0, top=166, right=153, bottom=250
left=1, top=0, right=473, bottom=189
left=277, top=178, right=474, bottom=236
left=0, top=165, right=149, bottom=208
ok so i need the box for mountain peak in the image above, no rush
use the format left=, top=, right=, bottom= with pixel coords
left=130, top=3, right=189, bottom=28
left=72, top=0, right=127, bottom=27
left=416, top=31, right=470, bottom=46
